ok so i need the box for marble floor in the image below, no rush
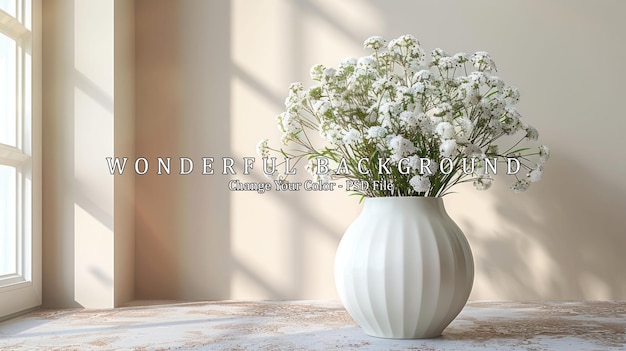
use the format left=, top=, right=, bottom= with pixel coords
left=0, top=300, right=625, bottom=350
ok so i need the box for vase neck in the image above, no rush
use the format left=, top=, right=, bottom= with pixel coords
left=362, top=197, right=447, bottom=217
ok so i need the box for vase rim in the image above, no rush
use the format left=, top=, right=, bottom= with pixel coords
left=362, top=196, right=445, bottom=208
left=364, top=196, right=443, bottom=201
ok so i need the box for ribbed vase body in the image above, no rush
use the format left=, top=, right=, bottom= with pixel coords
left=334, top=197, right=474, bottom=339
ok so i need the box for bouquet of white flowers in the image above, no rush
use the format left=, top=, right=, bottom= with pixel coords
left=259, top=34, right=549, bottom=197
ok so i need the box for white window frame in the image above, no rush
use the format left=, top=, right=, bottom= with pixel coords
left=0, top=0, right=41, bottom=319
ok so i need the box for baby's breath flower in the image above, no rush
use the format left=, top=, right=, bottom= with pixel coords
left=459, top=83, right=480, bottom=105
left=433, top=103, right=453, bottom=118
left=473, top=176, right=493, bottom=191
left=364, top=36, right=386, bottom=50
left=412, top=81, right=426, bottom=94
left=437, top=56, right=458, bottom=70
left=308, top=86, right=323, bottom=100
left=288, top=82, right=304, bottom=94
left=387, top=38, right=400, bottom=51
left=399, top=34, right=418, bottom=46
left=528, top=165, right=543, bottom=182
left=343, top=128, right=362, bottom=145
left=439, top=139, right=458, bottom=158
left=431, top=48, right=449, bottom=63
left=525, top=125, right=539, bottom=140
left=410, top=175, right=431, bottom=193
left=357, top=56, right=378, bottom=70
left=414, top=69, right=431, bottom=81
left=314, top=173, right=331, bottom=184
left=504, top=86, right=521, bottom=105
left=468, top=71, right=487, bottom=85
left=256, top=139, right=270, bottom=157
left=454, top=52, right=469, bottom=64
left=417, top=113, right=434, bottom=134
left=539, top=145, right=550, bottom=164
left=321, top=67, right=336, bottom=83
left=399, top=111, right=418, bottom=128
left=510, top=179, right=530, bottom=193
left=405, top=155, right=421, bottom=171
left=310, top=64, right=325, bottom=81
left=340, top=57, right=357, bottom=67
left=305, top=158, right=325, bottom=177
left=501, top=107, right=522, bottom=134
left=464, top=144, right=485, bottom=159
left=471, top=51, right=497, bottom=72
left=277, top=112, right=301, bottom=139
left=264, top=34, right=548, bottom=197
left=487, top=75, right=505, bottom=90
left=454, top=117, right=474, bottom=138
left=320, top=121, right=343, bottom=144
left=366, top=126, right=387, bottom=139
left=435, top=121, right=455, bottom=139
left=388, top=135, right=418, bottom=162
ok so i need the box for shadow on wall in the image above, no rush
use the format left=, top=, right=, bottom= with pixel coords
left=228, top=155, right=350, bottom=299
left=465, top=154, right=626, bottom=300
left=134, top=0, right=232, bottom=300
left=362, top=0, right=626, bottom=300
left=132, top=0, right=626, bottom=301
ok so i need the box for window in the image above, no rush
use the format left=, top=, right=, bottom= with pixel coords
left=0, top=0, right=40, bottom=318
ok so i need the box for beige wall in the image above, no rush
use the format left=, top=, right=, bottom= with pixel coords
left=113, top=0, right=135, bottom=307
left=43, top=0, right=626, bottom=305
left=133, top=0, right=626, bottom=301
left=42, top=0, right=135, bottom=308
left=134, top=0, right=232, bottom=300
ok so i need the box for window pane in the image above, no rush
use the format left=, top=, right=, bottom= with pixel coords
left=0, top=0, right=16, bottom=17
left=0, top=164, right=17, bottom=276
left=0, top=32, right=17, bottom=147
left=24, top=0, right=31, bottom=30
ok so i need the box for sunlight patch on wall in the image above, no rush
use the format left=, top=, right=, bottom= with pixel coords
left=74, top=203, right=113, bottom=307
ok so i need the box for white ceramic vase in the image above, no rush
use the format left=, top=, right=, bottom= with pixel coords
left=334, top=197, right=474, bottom=339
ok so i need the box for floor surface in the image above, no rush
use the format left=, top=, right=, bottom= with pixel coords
left=0, top=300, right=625, bottom=350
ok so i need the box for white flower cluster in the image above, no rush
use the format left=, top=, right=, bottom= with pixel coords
left=264, top=34, right=549, bottom=197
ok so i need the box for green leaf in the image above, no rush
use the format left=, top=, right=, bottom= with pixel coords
left=485, top=90, right=499, bottom=98
left=507, top=147, right=530, bottom=155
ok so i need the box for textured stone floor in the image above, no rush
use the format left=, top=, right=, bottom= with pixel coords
left=0, top=300, right=625, bottom=350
